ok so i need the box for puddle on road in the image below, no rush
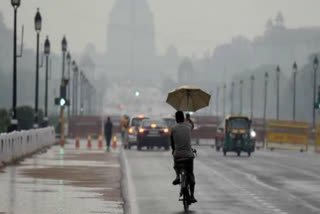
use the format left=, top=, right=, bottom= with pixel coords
left=0, top=142, right=123, bottom=214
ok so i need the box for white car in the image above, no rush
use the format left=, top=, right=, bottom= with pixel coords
left=127, top=115, right=149, bottom=149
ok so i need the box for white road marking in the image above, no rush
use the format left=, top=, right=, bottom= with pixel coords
left=196, top=159, right=286, bottom=214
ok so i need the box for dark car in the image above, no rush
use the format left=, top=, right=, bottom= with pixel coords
left=137, top=119, right=170, bottom=151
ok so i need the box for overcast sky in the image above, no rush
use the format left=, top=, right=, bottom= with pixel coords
left=1, top=0, right=320, bottom=56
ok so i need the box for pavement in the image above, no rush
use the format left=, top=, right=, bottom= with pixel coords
left=123, top=145, right=320, bottom=214
left=0, top=139, right=123, bottom=214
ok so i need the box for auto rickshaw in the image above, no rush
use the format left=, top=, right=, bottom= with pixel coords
left=223, top=115, right=255, bottom=157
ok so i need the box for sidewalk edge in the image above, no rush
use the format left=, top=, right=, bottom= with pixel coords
left=120, top=148, right=139, bottom=214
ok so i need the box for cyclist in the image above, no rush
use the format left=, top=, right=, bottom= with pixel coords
left=171, top=111, right=197, bottom=203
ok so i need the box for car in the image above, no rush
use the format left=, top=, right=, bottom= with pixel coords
left=162, top=117, right=176, bottom=129
left=127, top=115, right=149, bottom=149
left=137, top=119, right=170, bottom=151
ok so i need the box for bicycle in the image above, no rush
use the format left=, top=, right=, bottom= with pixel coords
left=177, top=149, right=197, bottom=212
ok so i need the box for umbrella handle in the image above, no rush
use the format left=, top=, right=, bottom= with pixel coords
left=187, top=90, right=191, bottom=110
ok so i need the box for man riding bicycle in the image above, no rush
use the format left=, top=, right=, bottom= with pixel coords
left=171, top=111, right=197, bottom=203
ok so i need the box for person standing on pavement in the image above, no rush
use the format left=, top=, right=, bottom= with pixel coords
left=104, top=117, right=113, bottom=151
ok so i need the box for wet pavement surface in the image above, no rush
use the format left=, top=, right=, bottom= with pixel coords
left=124, top=144, right=320, bottom=214
left=0, top=139, right=123, bottom=214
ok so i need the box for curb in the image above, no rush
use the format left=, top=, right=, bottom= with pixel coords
left=120, top=148, right=130, bottom=214
left=119, top=148, right=139, bottom=214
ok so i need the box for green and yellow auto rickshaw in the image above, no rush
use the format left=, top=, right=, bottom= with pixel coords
left=223, top=115, right=255, bottom=157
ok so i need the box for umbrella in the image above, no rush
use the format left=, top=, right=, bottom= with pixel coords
left=166, top=85, right=211, bottom=112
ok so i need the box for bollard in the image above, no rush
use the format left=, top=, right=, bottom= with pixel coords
left=75, top=136, right=80, bottom=148
left=60, top=139, right=65, bottom=147
left=87, top=135, right=92, bottom=149
left=98, top=135, right=103, bottom=149
left=112, top=135, right=118, bottom=149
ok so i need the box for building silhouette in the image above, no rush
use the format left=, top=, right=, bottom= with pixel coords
left=105, top=0, right=158, bottom=81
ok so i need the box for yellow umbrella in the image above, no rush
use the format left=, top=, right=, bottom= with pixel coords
left=166, top=85, right=211, bottom=112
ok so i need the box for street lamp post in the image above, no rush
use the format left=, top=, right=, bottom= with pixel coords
left=250, top=75, right=255, bottom=120
left=61, top=36, right=67, bottom=79
left=66, top=52, right=71, bottom=118
left=80, top=71, right=85, bottom=115
left=88, top=84, right=92, bottom=115
left=223, top=83, right=226, bottom=119
left=292, top=62, right=298, bottom=121
left=239, top=80, right=243, bottom=115
left=72, top=61, right=77, bottom=115
left=44, top=36, right=50, bottom=126
left=231, top=82, right=234, bottom=114
left=276, top=66, right=281, bottom=120
left=313, top=56, right=319, bottom=130
left=216, top=86, right=220, bottom=118
left=75, top=67, right=79, bottom=115
left=10, top=0, right=21, bottom=131
left=60, top=36, right=67, bottom=146
left=263, top=72, right=269, bottom=147
left=34, top=8, right=42, bottom=128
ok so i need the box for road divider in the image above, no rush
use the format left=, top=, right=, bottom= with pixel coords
left=0, top=127, right=55, bottom=165
left=266, top=120, right=309, bottom=152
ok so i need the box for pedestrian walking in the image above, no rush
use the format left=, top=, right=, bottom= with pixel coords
left=105, top=117, right=113, bottom=151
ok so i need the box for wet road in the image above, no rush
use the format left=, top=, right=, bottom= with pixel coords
left=0, top=140, right=123, bottom=214
left=123, top=145, right=320, bottom=214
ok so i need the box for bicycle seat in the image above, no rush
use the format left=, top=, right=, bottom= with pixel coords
left=175, top=158, right=190, bottom=162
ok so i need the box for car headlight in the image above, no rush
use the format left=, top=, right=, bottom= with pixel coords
left=250, top=130, right=256, bottom=138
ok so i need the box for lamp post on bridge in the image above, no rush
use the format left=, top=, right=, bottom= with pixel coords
left=231, top=81, right=234, bottom=114
left=216, top=86, right=220, bottom=119
left=312, top=56, right=319, bottom=130
left=60, top=36, right=67, bottom=146
left=72, top=61, right=79, bottom=116
left=292, top=62, right=298, bottom=121
left=43, top=36, right=50, bottom=126
left=263, top=72, right=269, bottom=147
left=239, top=80, right=243, bottom=115
left=66, top=52, right=71, bottom=119
left=223, top=83, right=226, bottom=119
left=276, top=66, right=280, bottom=120
left=33, top=8, right=42, bottom=128
left=80, top=71, right=85, bottom=115
left=250, top=75, right=255, bottom=120
left=10, top=0, right=21, bottom=131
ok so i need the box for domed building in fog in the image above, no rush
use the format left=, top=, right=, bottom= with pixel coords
left=104, top=0, right=160, bottom=81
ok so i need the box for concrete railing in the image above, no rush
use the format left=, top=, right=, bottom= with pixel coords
left=0, top=127, right=55, bottom=164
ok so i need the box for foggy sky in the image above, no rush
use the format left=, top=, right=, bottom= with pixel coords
left=1, top=0, right=320, bottom=56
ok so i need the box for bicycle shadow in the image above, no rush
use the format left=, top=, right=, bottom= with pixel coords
left=172, top=210, right=197, bottom=214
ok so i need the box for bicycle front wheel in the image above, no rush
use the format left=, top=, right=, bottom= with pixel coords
left=183, top=191, right=189, bottom=212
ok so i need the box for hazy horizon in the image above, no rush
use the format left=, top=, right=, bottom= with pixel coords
left=1, top=0, right=320, bottom=56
